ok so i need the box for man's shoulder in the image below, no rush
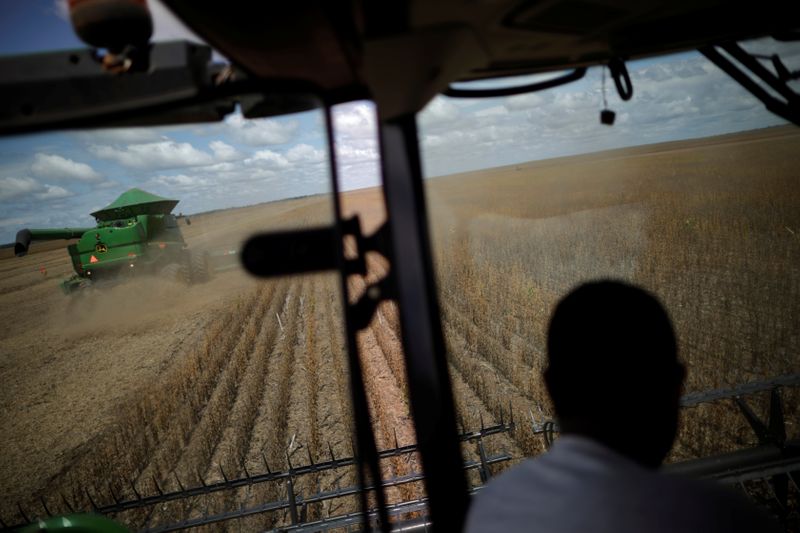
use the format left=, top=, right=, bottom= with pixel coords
left=648, top=472, right=782, bottom=532
left=466, top=440, right=780, bottom=533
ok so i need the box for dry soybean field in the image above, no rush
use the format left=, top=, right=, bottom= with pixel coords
left=1, top=126, right=799, bottom=528
left=427, top=125, right=800, bottom=478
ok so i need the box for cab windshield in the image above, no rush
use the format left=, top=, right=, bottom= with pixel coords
left=0, top=7, right=798, bottom=530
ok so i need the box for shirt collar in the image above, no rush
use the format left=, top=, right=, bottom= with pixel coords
left=548, top=434, right=647, bottom=471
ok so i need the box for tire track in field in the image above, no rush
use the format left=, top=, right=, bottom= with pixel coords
left=367, top=246, right=524, bottom=491
left=362, top=250, right=402, bottom=334
left=359, top=327, right=424, bottom=505
left=361, top=252, right=404, bottom=388
left=348, top=273, right=422, bottom=506
left=372, top=301, right=407, bottom=395
left=344, top=241, right=422, bottom=504
left=352, top=249, right=406, bottom=390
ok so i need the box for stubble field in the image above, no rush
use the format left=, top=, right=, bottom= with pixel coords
left=428, top=125, right=800, bottom=472
left=0, top=189, right=424, bottom=529
left=1, top=126, right=799, bottom=528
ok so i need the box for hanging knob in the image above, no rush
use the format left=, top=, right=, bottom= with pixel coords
left=68, top=0, right=153, bottom=53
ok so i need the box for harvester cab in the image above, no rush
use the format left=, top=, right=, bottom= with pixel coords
left=86, top=188, right=188, bottom=283
left=14, top=188, right=204, bottom=293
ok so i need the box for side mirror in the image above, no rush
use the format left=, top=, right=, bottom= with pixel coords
left=0, top=41, right=321, bottom=136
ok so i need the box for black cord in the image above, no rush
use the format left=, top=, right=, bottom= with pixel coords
left=443, top=68, right=587, bottom=98
left=608, top=57, right=633, bottom=101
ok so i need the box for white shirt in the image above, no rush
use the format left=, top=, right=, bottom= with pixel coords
left=466, top=435, right=778, bottom=533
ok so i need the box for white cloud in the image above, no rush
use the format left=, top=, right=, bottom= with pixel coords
left=31, top=154, right=103, bottom=182
left=416, top=44, right=800, bottom=177
left=0, top=177, right=42, bottom=201
left=246, top=150, right=290, bottom=169
left=229, top=168, right=278, bottom=182
left=474, top=105, right=508, bottom=117
left=287, top=143, right=325, bottom=164
left=552, top=90, right=594, bottom=111
left=225, top=114, right=298, bottom=145
left=419, top=97, right=460, bottom=128
left=505, top=92, right=545, bottom=111
left=334, top=138, right=380, bottom=190
left=332, top=102, right=381, bottom=190
left=422, top=134, right=447, bottom=149
left=150, top=173, right=208, bottom=189
left=209, top=140, right=241, bottom=161
left=333, top=102, right=377, bottom=140
left=7, top=38, right=796, bottom=243
left=89, top=141, right=213, bottom=169
left=80, top=128, right=164, bottom=144
left=0, top=216, right=31, bottom=232
left=35, top=185, right=72, bottom=200
left=0, top=177, right=72, bottom=201
left=203, top=161, right=238, bottom=173
left=336, top=143, right=378, bottom=162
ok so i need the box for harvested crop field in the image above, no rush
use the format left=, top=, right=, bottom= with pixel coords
left=1, top=126, right=799, bottom=528
left=427, top=125, right=800, bottom=486
left=0, top=190, right=424, bottom=529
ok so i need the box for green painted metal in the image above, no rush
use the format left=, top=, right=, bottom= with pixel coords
left=26, top=228, right=94, bottom=240
left=14, top=228, right=95, bottom=256
left=90, top=188, right=179, bottom=221
left=18, top=513, right=129, bottom=532
left=15, top=188, right=198, bottom=293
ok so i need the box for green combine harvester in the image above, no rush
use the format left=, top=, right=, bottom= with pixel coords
left=14, top=188, right=210, bottom=294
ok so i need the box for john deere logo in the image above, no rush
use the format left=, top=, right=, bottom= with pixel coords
left=96, top=244, right=108, bottom=253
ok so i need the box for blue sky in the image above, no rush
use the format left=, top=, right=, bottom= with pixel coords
left=0, top=1, right=798, bottom=242
left=0, top=1, right=82, bottom=54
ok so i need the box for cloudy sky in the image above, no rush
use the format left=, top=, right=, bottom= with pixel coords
left=0, top=1, right=798, bottom=242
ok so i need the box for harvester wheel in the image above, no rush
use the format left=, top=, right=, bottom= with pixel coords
left=159, top=263, right=189, bottom=285
left=178, top=260, right=192, bottom=285
left=190, top=251, right=210, bottom=283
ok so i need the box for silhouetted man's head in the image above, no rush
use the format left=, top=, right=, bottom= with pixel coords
left=544, top=280, right=685, bottom=468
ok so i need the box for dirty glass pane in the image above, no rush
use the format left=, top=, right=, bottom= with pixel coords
left=0, top=107, right=359, bottom=530
left=421, top=41, right=800, bottom=505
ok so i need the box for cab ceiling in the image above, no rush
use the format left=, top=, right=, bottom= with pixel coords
left=163, top=0, right=799, bottom=116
